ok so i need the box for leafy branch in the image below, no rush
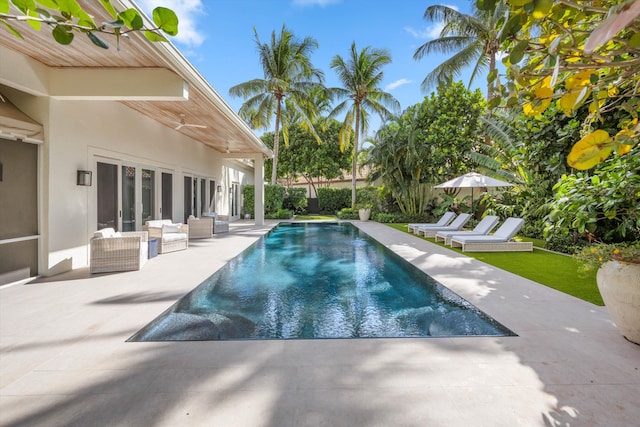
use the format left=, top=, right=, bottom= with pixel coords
left=0, top=0, right=178, bottom=49
left=482, top=0, right=640, bottom=169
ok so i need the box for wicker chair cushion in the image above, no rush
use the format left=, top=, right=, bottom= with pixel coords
left=147, top=219, right=172, bottom=228
left=162, top=223, right=183, bottom=233
left=94, top=228, right=117, bottom=238
left=163, top=233, right=188, bottom=242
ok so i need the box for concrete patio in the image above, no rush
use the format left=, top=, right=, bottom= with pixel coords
left=1, top=220, right=638, bottom=426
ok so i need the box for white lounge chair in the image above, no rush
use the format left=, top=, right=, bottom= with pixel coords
left=450, top=217, right=532, bottom=252
left=408, top=212, right=455, bottom=234
left=415, top=213, right=472, bottom=237
left=434, top=215, right=500, bottom=245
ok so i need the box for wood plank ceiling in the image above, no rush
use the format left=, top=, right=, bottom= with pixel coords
left=0, top=2, right=269, bottom=156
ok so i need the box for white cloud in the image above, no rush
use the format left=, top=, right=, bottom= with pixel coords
left=137, top=0, right=206, bottom=47
left=404, top=24, right=443, bottom=40
left=405, top=4, right=460, bottom=40
left=292, top=0, right=341, bottom=6
left=385, top=78, right=412, bottom=91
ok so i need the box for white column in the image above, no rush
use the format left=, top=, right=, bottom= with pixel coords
left=254, top=154, right=265, bottom=225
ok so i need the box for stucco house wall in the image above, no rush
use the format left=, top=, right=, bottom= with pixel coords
left=2, top=90, right=254, bottom=277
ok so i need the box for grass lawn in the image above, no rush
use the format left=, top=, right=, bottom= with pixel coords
left=386, top=223, right=603, bottom=305
left=294, top=215, right=338, bottom=220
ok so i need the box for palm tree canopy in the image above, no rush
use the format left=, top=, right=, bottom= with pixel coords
left=328, top=41, right=400, bottom=208
left=228, top=24, right=325, bottom=184
left=413, top=3, right=506, bottom=97
left=329, top=42, right=400, bottom=151
left=229, top=25, right=325, bottom=138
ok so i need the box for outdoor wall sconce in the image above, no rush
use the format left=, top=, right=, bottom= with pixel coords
left=77, top=170, right=92, bottom=186
left=217, top=185, right=222, bottom=193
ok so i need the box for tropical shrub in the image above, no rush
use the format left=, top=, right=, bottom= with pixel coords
left=371, top=212, right=396, bottom=223
left=546, top=150, right=640, bottom=243
left=366, top=80, right=485, bottom=215
left=337, top=208, right=359, bottom=220
left=283, top=188, right=308, bottom=214
left=265, top=209, right=293, bottom=220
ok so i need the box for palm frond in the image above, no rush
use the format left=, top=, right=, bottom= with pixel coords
left=420, top=42, right=483, bottom=92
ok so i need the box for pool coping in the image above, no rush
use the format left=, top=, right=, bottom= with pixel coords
left=1, top=220, right=639, bottom=426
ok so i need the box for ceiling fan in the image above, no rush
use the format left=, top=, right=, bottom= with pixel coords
left=174, top=114, right=207, bottom=130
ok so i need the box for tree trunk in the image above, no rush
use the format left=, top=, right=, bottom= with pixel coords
left=487, top=49, right=496, bottom=103
left=485, top=48, right=497, bottom=145
left=351, top=106, right=360, bottom=209
left=271, top=98, right=282, bottom=185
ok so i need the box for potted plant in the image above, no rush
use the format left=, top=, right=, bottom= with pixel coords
left=576, top=242, right=640, bottom=345
left=357, top=204, right=372, bottom=221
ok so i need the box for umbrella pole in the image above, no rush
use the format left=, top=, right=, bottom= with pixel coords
left=471, top=188, right=474, bottom=216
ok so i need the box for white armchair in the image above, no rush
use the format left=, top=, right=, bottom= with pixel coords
left=187, top=216, right=213, bottom=239
left=143, top=220, right=189, bottom=253
left=90, top=228, right=148, bottom=274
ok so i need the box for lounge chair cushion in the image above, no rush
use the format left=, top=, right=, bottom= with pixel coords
left=452, top=218, right=524, bottom=244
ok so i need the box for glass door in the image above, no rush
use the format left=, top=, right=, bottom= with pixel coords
left=208, top=180, right=216, bottom=213
left=183, top=176, right=192, bottom=223
left=199, top=178, right=206, bottom=216
left=97, top=162, right=118, bottom=230
left=231, top=182, right=239, bottom=218
left=141, top=168, right=155, bottom=226
left=121, top=166, right=136, bottom=231
left=161, top=172, right=173, bottom=220
left=97, top=161, right=159, bottom=231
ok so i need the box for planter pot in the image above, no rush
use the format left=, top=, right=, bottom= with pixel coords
left=358, top=208, right=371, bottom=221
left=597, top=261, right=640, bottom=345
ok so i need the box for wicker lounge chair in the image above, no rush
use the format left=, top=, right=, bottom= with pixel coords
left=143, top=220, right=189, bottom=254
left=450, top=217, right=532, bottom=252
left=434, top=215, right=500, bottom=245
left=203, top=212, right=229, bottom=233
left=407, top=212, right=455, bottom=234
left=415, top=213, right=472, bottom=237
left=187, top=216, right=213, bottom=239
left=90, top=228, right=148, bottom=274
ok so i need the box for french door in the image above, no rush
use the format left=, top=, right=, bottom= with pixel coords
left=183, top=175, right=209, bottom=221
left=231, top=182, right=239, bottom=218
left=97, top=161, right=167, bottom=231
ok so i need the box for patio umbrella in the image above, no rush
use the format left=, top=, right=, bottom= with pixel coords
left=434, top=172, right=513, bottom=214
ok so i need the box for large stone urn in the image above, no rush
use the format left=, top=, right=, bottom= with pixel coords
left=596, top=261, right=640, bottom=345
left=358, top=208, right=371, bottom=221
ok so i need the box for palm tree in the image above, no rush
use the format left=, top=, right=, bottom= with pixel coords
left=413, top=2, right=507, bottom=102
left=229, top=25, right=324, bottom=184
left=329, top=42, right=400, bottom=208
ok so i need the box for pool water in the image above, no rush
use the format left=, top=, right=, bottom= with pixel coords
left=129, top=222, right=515, bottom=341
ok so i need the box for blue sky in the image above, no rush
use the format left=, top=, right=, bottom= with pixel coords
left=140, top=0, right=485, bottom=136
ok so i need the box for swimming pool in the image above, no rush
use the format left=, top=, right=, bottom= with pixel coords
left=129, top=222, right=515, bottom=341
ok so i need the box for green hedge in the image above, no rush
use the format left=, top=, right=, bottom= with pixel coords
left=242, top=184, right=285, bottom=215
left=283, top=187, right=308, bottom=214
left=242, top=185, right=255, bottom=215
left=318, top=187, right=351, bottom=213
